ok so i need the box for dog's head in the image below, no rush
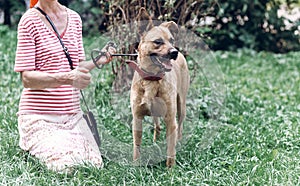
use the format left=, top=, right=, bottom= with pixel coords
left=137, top=8, right=179, bottom=73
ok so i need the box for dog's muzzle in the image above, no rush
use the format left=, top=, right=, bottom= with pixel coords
left=150, top=48, right=178, bottom=72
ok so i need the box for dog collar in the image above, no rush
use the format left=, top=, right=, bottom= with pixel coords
left=125, top=60, right=165, bottom=81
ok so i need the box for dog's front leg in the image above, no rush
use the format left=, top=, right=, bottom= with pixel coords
left=165, top=116, right=177, bottom=167
left=132, top=117, right=143, bottom=162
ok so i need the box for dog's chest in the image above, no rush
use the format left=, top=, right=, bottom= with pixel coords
left=140, top=79, right=172, bottom=96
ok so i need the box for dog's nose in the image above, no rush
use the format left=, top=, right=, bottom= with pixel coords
left=168, top=48, right=178, bottom=60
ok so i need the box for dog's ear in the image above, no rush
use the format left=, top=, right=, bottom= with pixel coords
left=137, top=8, right=154, bottom=36
left=160, top=21, right=179, bottom=36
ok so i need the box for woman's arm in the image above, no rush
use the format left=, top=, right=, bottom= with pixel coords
left=21, top=46, right=116, bottom=90
left=21, top=66, right=91, bottom=89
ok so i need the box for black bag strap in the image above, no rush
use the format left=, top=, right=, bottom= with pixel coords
left=35, top=6, right=90, bottom=111
left=35, top=7, right=101, bottom=147
left=35, top=7, right=74, bottom=70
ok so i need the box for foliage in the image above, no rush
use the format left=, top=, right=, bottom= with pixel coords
left=70, top=0, right=299, bottom=53
left=1, top=26, right=300, bottom=185
left=69, top=0, right=105, bottom=36
left=0, top=0, right=26, bottom=27
left=208, top=0, right=300, bottom=53
left=1, top=0, right=298, bottom=53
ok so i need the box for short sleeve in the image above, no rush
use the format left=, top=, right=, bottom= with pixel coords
left=77, top=17, right=85, bottom=61
left=14, top=16, right=36, bottom=72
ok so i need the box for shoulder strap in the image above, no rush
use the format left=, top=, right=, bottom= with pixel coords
left=35, top=7, right=74, bottom=70
left=34, top=7, right=91, bottom=112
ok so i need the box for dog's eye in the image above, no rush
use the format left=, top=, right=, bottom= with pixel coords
left=153, top=39, right=164, bottom=45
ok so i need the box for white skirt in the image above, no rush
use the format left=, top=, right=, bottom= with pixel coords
left=18, top=112, right=103, bottom=172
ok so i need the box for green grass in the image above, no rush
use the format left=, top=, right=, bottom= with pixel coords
left=1, top=25, right=299, bottom=185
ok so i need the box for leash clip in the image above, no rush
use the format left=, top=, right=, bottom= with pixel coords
left=91, top=41, right=118, bottom=69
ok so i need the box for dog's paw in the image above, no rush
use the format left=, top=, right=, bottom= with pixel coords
left=166, top=157, right=176, bottom=168
left=132, top=158, right=142, bottom=167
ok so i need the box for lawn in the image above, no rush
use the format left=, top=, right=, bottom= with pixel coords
left=0, top=25, right=299, bottom=185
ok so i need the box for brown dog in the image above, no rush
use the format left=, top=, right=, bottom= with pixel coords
left=130, top=8, right=189, bottom=167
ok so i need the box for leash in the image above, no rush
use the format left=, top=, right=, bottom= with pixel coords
left=91, top=42, right=138, bottom=69
left=91, top=42, right=165, bottom=80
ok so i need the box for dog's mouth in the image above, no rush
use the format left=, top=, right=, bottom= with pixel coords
left=150, top=54, right=173, bottom=72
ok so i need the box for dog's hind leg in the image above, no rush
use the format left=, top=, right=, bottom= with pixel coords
left=153, top=117, right=161, bottom=142
left=177, top=95, right=187, bottom=140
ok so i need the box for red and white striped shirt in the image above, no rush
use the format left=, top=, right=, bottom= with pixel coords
left=14, top=8, right=85, bottom=115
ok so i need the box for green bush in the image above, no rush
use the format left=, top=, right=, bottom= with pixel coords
left=1, top=0, right=298, bottom=53
left=89, top=0, right=298, bottom=53
left=0, top=0, right=26, bottom=28
left=69, top=0, right=105, bottom=36
left=207, top=0, right=300, bottom=53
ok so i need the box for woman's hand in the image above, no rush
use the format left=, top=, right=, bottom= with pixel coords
left=69, top=66, right=91, bottom=89
left=79, top=44, right=117, bottom=71
left=95, top=45, right=116, bottom=66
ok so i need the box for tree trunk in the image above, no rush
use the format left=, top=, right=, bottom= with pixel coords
left=3, top=0, right=11, bottom=26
